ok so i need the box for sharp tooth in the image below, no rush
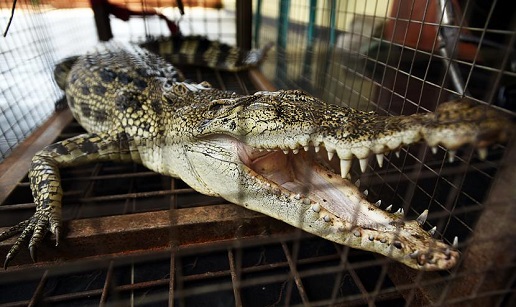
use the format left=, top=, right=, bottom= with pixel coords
left=374, top=200, right=381, bottom=207
left=327, top=151, right=335, bottom=161
left=359, top=158, right=368, bottom=172
left=395, top=151, right=400, bottom=158
left=376, top=154, right=384, bottom=167
left=293, top=149, right=299, bottom=154
left=353, top=230, right=361, bottom=237
left=395, top=208, right=404, bottom=216
left=428, top=226, right=437, bottom=236
left=363, top=189, right=369, bottom=196
left=368, top=234, right=374, bottom=241
left=303, top=198, right=311, bottom=205
left=477, top=148, right=487, bottom=160
left=314, top=146, right=320, bottom=153
left=311, top=203, right=321, bottom=213
left=294, top=193, right=301, bottom=200
left=452, top=236, right=458, bottom=248
left=283, top=149, right=289, bottom=154
left=304, top=146, right=310, bottom=151
left=385, top=205, right=392, bottom=212
left=409, top=250, right=419, bottom=259
left=340, top=159, right=352, bottom=178
left=448, top=150, right=456, bottom=163
left=354, top=179, right=361, bottom=188
left=416, top=209, right=429, bottom=225
left=431, top=146, right=438, bottom=154
left=323, top=215, right=330, bottom=222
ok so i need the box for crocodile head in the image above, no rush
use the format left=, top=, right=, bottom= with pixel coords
left=164, top=89, right=511, bottom=270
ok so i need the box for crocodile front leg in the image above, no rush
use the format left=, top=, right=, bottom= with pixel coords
left=0, top=132, right=140, bottom=268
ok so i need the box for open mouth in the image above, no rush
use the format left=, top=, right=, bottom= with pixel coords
left=233, top=141, right=459, bottom=270
left=237, top=144, right=395, bottom=229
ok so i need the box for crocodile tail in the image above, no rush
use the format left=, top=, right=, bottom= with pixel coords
left=54, top=56, right=79, bottom=90
left=140, top=35, right=273, bottom=72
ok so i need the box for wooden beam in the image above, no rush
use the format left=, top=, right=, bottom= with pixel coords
left=0, top=109, right=73, bottom=203
left=0, top=204, right=294, bottom=268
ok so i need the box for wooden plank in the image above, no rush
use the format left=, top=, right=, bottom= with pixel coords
left=0, top=204, right=294, bottom=268
left=0, top=109, right=74, bottom=203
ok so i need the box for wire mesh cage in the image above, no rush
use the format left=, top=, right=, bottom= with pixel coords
left=0, top=0, right=515, bottom=306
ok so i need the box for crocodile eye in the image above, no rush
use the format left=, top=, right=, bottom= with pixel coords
left=208, top=99, right=235, bottom=113
left=208, top=102, right=226, bottom=112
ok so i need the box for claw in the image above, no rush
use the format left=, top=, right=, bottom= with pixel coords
left=55, top=227, right=60, bottom=247
left=30, top=245, right=37, bottom=263
left=3, top=256, right=10, bottom=270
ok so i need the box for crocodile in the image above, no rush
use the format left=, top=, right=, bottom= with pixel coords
left=0, top=38, right=512, bottom=271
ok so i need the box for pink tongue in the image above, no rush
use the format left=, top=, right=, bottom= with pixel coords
left=250, top=151, right=293, bottom=185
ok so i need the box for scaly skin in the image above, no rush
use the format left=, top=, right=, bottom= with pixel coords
left=0, top=39, right=512, bottom=270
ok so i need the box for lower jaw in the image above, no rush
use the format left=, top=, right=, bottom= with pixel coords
left=239, top=149, right=457, bottom=270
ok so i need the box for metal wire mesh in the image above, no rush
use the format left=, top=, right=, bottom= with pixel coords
left=0, top=2, right=98, bottom=162
left=253, top=0, right=516, bottom=305
left=0, top=0, right=234, bottom=162
left=0, top=0, right=515, bottom=306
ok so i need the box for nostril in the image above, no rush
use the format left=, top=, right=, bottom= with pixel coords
left=417, top=256, right=426, bottom=266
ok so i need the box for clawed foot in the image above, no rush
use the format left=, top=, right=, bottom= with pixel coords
left=0, top=211, right=60, bottom=269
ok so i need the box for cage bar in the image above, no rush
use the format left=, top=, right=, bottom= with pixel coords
left=0, top=1, right=515, bottom=306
